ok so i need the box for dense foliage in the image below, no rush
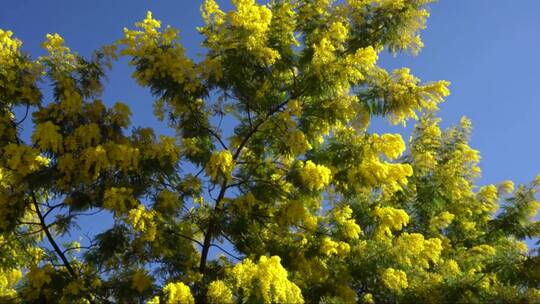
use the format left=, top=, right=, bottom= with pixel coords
left=1, top=0, right=539, bottom=303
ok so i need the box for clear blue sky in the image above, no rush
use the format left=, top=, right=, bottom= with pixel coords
left=2, top=1, right=539, bottom=246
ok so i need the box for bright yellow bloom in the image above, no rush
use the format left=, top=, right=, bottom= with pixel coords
left=334, top=205, right=362, bottom=239
left=381, top=268, right=408, bottom=292
left=299, top=161, right=332, bottom=191
left=376, top=133, right=406, bottom=160
left=373, top=206, right=409, bottom=239
left=126, top=205, right=157, bottom=241
left=228, top=256, right=304, bottom=303
left=207, top=280, right=234, bottom=304
left=284, top=130, right=312, bottom=155
left=430, top=211, right=455, bottom=230
left=362, top=293, right=375, bottom=304
left=163, top=282, right=194, bottom=304
left=206, top=150, right=235, bottom=181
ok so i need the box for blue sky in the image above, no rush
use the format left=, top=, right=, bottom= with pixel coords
left=2, top=1, right=539, bottom=250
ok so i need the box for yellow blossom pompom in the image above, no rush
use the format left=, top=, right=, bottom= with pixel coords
left=0, top=268, right=22, bottom=298
left=147, top=296, right=160, bottom=304
left=429, top=211, right=455, bottom=230
left=362, top=293, right=375, bottom=304
left=207, top=280, right=234, bottom=304
left=440, top=259, right=461, bottom=277
left=497, top=180, right=514, bottom=195
left=284, top=130, right=312, bottom=155
left=206, top=150, right=235, bottom=181
left=126, top=205, right=157, bottom=241
left=163, top=282, right=194, bottom=304
left=228, top=256, right=304, bottom=303
left=334, top=205, right=362, bottom=239
left=377, top=133, right=406, bottom=160
left=373, top=206, right=409, bottom=239
left=381, top=268, right=408, bottom=293
left=299, top=160, right=332, bottom=191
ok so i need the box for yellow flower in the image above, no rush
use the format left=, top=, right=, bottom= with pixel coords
left=32, top=121, right=63, bottom=153
left=163, top=282, right=194, bottom=304
left=373, top=206, right=409, bottom=239
left=284, top=130, right=312, bottom=155
left=497, top=180, right=514, bottom=195
left=381, top=268, right=408, bottom=292
left=429, top=211, right=455, bottom=230
left=362, top=293, right=375, bottom=304
left=207, top=280, right=233, bottom=304
left=206, top=150, right=235, bottom=181
left=299, top=160, right=332, bottom=191
left=103, top=187, right=138, bottom=215
left=334, top=205, right=362, bottom=239
left=228, top=256, right=304, bottom=303
left=126, top=205, right=157, bottom=241
left=376, top=133, right=406, bottom=160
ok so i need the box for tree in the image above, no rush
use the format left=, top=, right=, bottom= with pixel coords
left=0, top=0, right=538, bottom=303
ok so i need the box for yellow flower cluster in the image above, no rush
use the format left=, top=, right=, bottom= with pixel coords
left=394, top=233, right=443, bottom=268
left=3, top=144, right=49, bottom=176
left=334, top=205, right=362, bottom=239
left=0, top=29, right=21, bottom=63
left=0, top=29, right=41, bottom=103
left=229, top=0, right=280, bottom=65
left=362, top=293, right=375, bottom=304
left=226, top=256, right=304, bottom=303
left=372, top=68, right=450, bottom=125
left=439, top=259, right=461, bottom=277
left=351, top=157, right=413, bottom=194
left=205, top=150, right=235, bottom=181
left=82, top=145, right=108, bottom=180
left=284, top=130, right=312, bottom=155
left=42, top=33, right=75, bottom=62
left=476, top=185, right=499, bottom=214
left=311, top=18, right=378, bottom=85
left=299, top=160, right=332, bottom=191
left=381, top=268, right=408, bottom=293
left=207, top=280, right=234, bottom=304
left=497, top=180, right=514, bottom=195
left=120, top=12, right=199, bottom=91
left=103, top=187, right=139, bottom=215
left=374, top=133, right=406, bottom=160
left=106, top=143, right=140, bottom=173
left=32, top=121, right=63, bottom=153
left=144, top=135, right=180, bottom=166
left=373, top=206, right=409, bottom=239
left=278, top=200, right=318, bottom=230
left=72, top=123, right=101, bottom=148
left=163, top=282, right=194, bottom=304
left=126, top=205, right=157, bottom=241
left=429, top=211, right=455, bottom=230
left=0, top=268, right=22, bottom=298
left=320, top=237, right=351, bottom=257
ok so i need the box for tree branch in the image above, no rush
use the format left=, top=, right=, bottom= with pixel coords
left=30, top=191, right=77, bottom=278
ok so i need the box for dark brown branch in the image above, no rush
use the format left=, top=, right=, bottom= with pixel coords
left=30, top=191, right=77, bottom=278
